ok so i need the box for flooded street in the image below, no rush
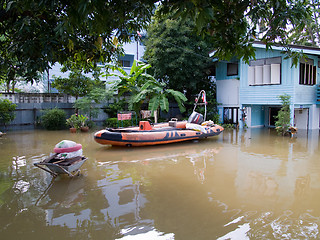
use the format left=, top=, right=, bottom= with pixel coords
left=1, top=128, right=320, bottom=239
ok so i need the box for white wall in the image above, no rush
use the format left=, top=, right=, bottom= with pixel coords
left=122, top=40, right=145, bottom=62
left=216, top=79, right=240, bottom=106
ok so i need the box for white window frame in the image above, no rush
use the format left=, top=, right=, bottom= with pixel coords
left=248, top=57, right=281, bottom=86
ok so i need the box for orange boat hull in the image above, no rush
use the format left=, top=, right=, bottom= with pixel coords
left=94, top=121, right=224, bottom=147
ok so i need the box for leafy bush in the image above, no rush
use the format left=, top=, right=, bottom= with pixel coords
left=275, top=94, right=291, bottom=135
left=41, top=108, right=67, bottom=130
left=66, top=114, right=89, bottom=129
left=0, top=98, right=16, bottom=126
left=222, top=123, right=236, bottom=129
left=74, top=87, right=106, bottom=120
left=208, top=113, right=220, bottom=124
left=66, top=114, right=81, bottom=129
left=104, top=118, right=133, bottom=128
left=103, top=99, right=127, bottom=118
left=86, top=120, right=96, bottom=129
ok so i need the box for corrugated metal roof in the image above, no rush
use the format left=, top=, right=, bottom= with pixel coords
left=252, top=42, right=320, bottom=56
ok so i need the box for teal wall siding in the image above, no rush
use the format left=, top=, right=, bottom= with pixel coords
left=214, top=45, right=320, bottom=129
left=215, top=61, right=240, bottom=81
left=239, top=48, right=320, bottom=106
left=240, top=48, right=295, bottom=105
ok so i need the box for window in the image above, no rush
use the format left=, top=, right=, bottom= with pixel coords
left=121, top=60, right=131, bottom=67
left=118, top=54, right=134, bottom=68
left=299, top=58, right=316, bottom=85
left=248, top=57, right=281, bottom=85
left=223, top=107, right=239, bottom=124
left=227, top=62, right=238, bottom=76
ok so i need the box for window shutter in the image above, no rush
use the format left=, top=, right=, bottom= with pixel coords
left=271, top=64, right=281, bottom=84
left=255, top=66, right=263, bottom=85
left=248, top=66, right=255, bottom=85
left=263, top=65, right=271, bottom=84
left=313, top=66, right=317, bottom=85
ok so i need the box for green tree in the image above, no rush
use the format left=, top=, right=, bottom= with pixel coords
left=287, top=0, right=320, bottom=47
left=108, top=60, right=187, bottom=116
left=0, top=0, right=310, bottom=80
left=74, top=87, right=107, bottom=120
left=160, top=0, right=310, bottom=62
left=132, top=78, right=187, bottom=116
left=144, top=8, right=215, bottom=100
left=52, top=70, right=96, bottom=100
left=0, top=0, right=156, bottom=82
left=0, top=98, right=16, bottom=127
left=275, top=94, right=291, bottom=136
left=0, top=36, right=40, bottom=93
left=107, top=60, right=156, bottom=113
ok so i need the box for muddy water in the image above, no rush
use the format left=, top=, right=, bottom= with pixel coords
left=1, top=128, right=320, bottom=239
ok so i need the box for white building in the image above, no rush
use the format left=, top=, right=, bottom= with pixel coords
left=47, top=38, right=146, bottom=93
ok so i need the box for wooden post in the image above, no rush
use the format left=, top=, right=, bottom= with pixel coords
left=154, top=110, right=157, bottom=123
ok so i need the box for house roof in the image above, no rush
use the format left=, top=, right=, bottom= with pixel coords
left=252, top=42, right=320, bottom=56
left=209, top=42, right=320, bottom=58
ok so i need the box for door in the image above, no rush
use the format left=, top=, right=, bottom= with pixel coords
left=294, top=108, right=309, bottom=130
left=269, top=107, right=281, bottom=126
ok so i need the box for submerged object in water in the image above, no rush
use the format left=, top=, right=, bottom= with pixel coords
left=34, top=140, right=87, bottom=177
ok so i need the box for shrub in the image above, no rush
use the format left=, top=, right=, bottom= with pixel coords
left=103, top=99, right=127, bottom=118
left=41, top=108, right=67, bottom=130
left=104, top=118, right=133, bottom=128
left=66, top=114, right=81, bottom=129
left=275, top=94, right=291, bottom=135
left=208, top=113, right=220, bottom=124
left=0, top=98, right=16, bottom=126
left=86, top=120, right=96, bottom=129
left=222, top=123, right=236, bottom=129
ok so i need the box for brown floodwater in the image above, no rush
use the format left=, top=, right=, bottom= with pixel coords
left=1, top=128, right=320, bottom=239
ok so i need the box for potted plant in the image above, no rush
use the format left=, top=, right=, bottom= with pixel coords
left=78, top=114, right=89, bottom=132
left=66, top=114, right=80, bottom=133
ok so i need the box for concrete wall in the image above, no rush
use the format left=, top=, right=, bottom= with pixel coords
left=0, top=93, right=107, bottom=130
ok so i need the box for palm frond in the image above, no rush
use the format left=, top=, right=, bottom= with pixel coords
left=166, top=89, right=187, bottom=112
left=159, top=94, right=170, bottom=112
left=166, top=89, right=188, bottom=101
left=148, top=95, right=160, bottom=114
left=131, top=89, right=148, bottom=104
left=130, top=60, right=138, bottom=75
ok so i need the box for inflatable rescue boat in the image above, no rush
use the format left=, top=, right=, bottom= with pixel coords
left=94, top=90, right=224, bottom=147
left=94, top=120, right=223, bottom=147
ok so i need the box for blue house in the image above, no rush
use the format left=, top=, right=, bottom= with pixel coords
left=213, top=42, right=320, bottom=130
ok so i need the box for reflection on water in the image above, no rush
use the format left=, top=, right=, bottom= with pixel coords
left=1, top=128, right=320, bottom=239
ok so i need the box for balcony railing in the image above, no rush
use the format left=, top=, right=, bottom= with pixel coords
left=317, top=85, right=320, bottom=104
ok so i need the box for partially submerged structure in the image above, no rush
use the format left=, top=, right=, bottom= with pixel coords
left=213, top=42, right=320, bottom=130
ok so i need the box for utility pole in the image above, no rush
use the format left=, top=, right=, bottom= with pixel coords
left=47, top=68, right=50, bottom=93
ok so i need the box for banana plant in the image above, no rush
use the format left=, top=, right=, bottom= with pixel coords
left=106, top=60, right=154, bottom=97
left=131, top=78, right=187, bottom=116
left=107, top=60, right=187, bottom=117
